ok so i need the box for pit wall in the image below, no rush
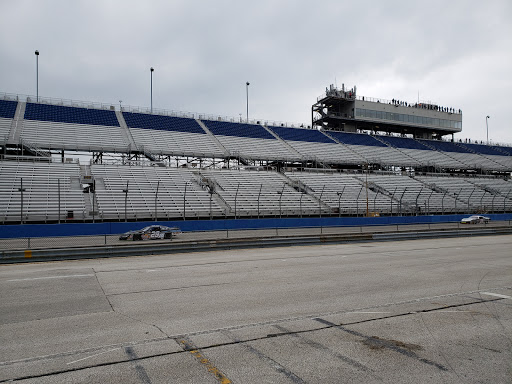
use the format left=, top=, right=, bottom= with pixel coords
left=1, top=214, right=512, bottom=239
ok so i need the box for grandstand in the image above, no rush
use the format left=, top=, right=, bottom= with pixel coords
left=1, top=87, right=511, bottom=224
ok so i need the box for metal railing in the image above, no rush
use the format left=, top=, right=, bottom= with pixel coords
left=0, top=92, right=310, bottom=131
left=2, top=186, right=510, bottom=225
left=316, top=90, right=462, bottom=115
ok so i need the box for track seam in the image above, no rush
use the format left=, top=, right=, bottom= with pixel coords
left=0, top=297, right=504, bottom=383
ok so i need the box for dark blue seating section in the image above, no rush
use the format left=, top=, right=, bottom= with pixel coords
left=0, top=100, right=18, bottom=119
left=123, top=112, right=205, bottom=134
left=203, top=120, right=276, bottom=140
left=269, top=126, right=335, bottom=144
left=328, top=131, right=387, bottom=147
left=419, top=139, right=471, bottom=153
left=495, top=146, right=512, bottom=156
left=377, top=135, right=430, bottom=150
left=457, top=143, right=505, bottom=156
left=25, top=103, right=119, bottom=127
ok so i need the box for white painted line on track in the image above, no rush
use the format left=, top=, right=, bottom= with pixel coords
left=480, top=292, right=512, bottom=299
left=348, top=311, right=391, bottom=314
left=7, top=274, right=94, bottom=282
left=67, top=347, right=121, bottom=365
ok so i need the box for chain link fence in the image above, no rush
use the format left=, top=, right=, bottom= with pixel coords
left=1, top=221, right=511, bottom=252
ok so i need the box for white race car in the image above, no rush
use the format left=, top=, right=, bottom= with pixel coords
left=460, top=215, right=490, bottom=224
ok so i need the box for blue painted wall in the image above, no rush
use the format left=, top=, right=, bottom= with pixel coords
left=1, top=214, right=511, bottom=239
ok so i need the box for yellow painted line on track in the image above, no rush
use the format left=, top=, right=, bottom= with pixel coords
left=177, top=338, right=231, bottom=384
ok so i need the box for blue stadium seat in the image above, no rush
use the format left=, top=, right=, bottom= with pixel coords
left=419, top=139, right=471, bottom=153
left=0, top=100, right=18, bottom=119
left=203, top=120, right=276, bottom=140
left=377, top=135, right=431, bottom=150
left=495, top=146, right=512, bottom=156
left=269, top=126, right=335, bottom=144
left=457, top=142, right=507, bottom=156
left=24, top=103, right=119, bottom=127
left=328, top=131, right=387, bottom=147
left=123, top=112, right=206, bottom=134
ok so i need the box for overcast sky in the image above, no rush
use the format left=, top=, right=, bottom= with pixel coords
left=1, top=0, right=511, bottom=144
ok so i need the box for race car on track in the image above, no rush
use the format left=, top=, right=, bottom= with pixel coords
left=460, top=215, right=490, bottom=224
left=119, top=225, right=181, bottom=240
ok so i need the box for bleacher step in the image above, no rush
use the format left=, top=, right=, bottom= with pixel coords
left=196, top=119, right=230, bottom=157
left=115, top=111, right=137, bottom=152
left=8, top=101, right=26, bottom=143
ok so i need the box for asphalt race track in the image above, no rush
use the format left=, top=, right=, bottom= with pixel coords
left=1, top=235, right=511, bottom=383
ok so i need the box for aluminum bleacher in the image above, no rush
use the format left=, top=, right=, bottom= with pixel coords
left=375, top=135, right=469, bottom=169
left=326, top=131, right=419, bottom=166
left=466, top=177, right=512, bottom=212
left=418, top=139, right=507, bottom=171
left=415, top=175, right=512, bottom=213
left=366, top=173, right=459, bottom=214
left=202, top=169, right=321, bottom=217
left=1, top=157, right=511, bottom=223
left=201, top=120, right=301, bottom=161
left=90, top=164, right=225, bottom=220
left=0, top=160, right=86, bottom=223
left=456, top=142, right=512, bottom=170
left=123, top=112, right=226, bottom=158
left=0, top=99, right=17, bottom=140
left=21, top=103, right=129, bottom=152
left=284, top=171, right=391, bottom=215
left=269, top=126, right=364, bottom=165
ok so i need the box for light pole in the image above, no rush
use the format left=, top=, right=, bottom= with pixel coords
left=486, top=115, right=490, bottom=144
left=35, top=50, right=39, bottom=102
left=119, top=100, right=122, bottom=110
left=246, top=82, right=250, bottom=122
left=154, top=180, right=160, bottom=221
left=122, top=181, right=129, bottom=222
left=150, top=67, right=154, bottom=113
left=18, top=178, right=26, bottom=224
left=234, top=183, right=240, bottom=219
left=183, top=182, right=188, bottom=219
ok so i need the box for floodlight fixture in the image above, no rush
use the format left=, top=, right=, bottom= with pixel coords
left=486, top=115, right=490, bottom=144
left=246, top=82, right=250, bottom=122
left=35, top=50, right=40, bottom=102
left=150, top=67, right=154, bottom=113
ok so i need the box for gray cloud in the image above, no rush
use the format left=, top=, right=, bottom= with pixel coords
left=1, top=0, right=511, bottom=143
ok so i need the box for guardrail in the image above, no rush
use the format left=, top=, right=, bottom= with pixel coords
left=2, top=223, right=511, bottom=264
